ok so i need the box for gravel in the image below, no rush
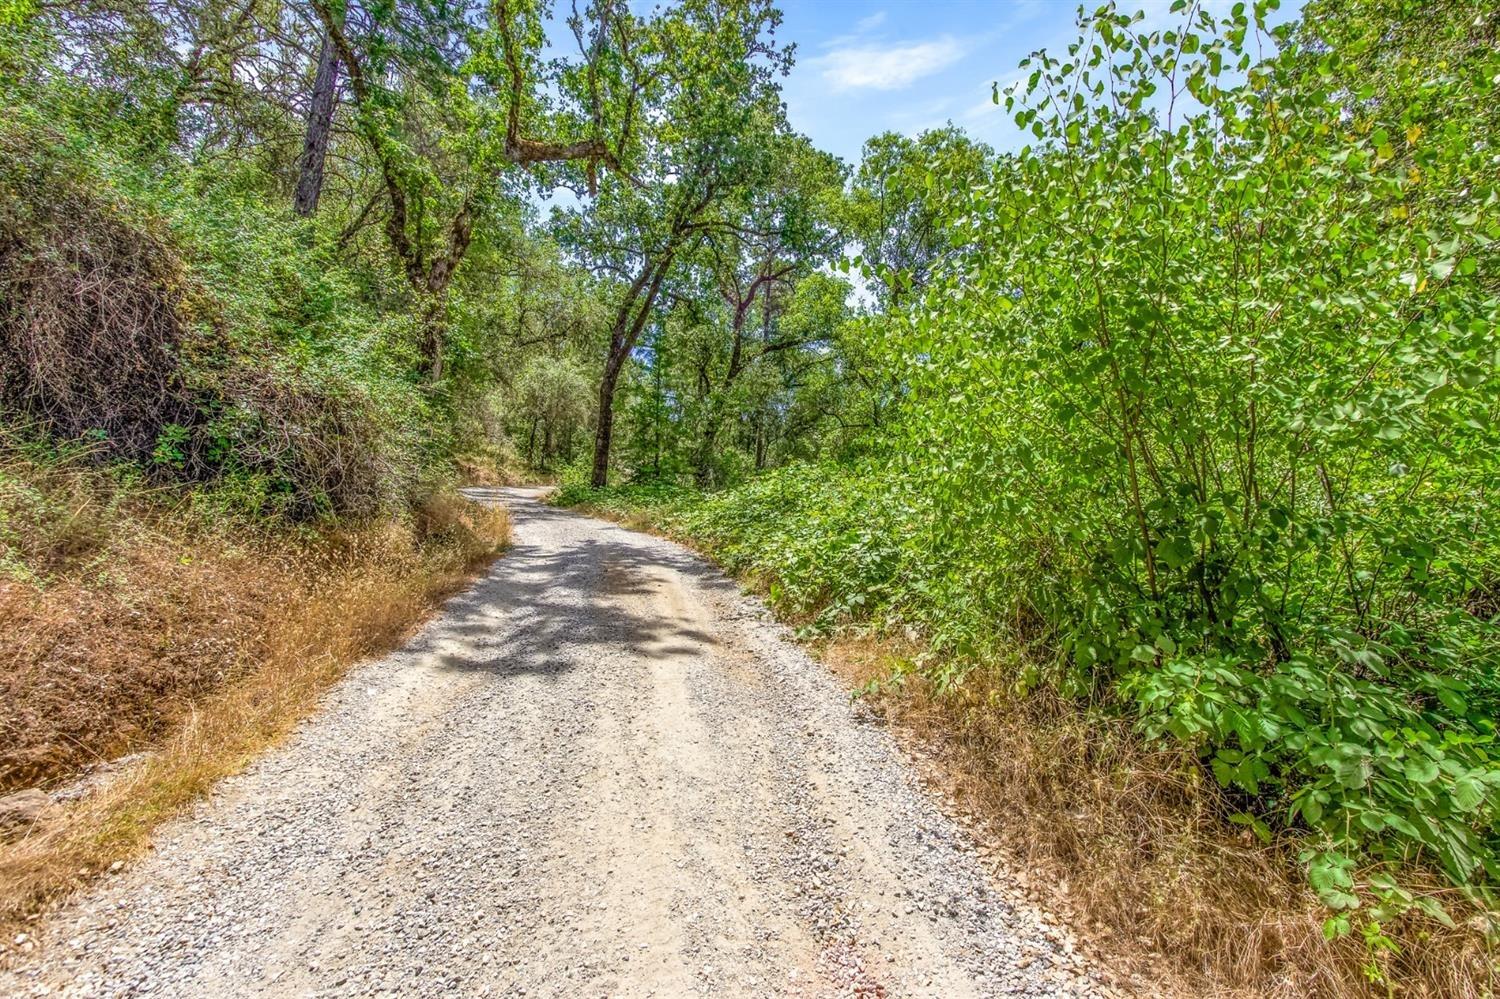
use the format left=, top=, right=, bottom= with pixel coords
left=2, top=487, right=1107, bottom=997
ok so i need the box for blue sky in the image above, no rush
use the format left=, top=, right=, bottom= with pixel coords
left=776, top=0, right=1302, bottom=165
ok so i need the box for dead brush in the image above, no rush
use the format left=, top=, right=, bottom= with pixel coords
left=0, top=119, right=424, bottom=521
left=825, top=637, right=1498, bottom=998
left=0, top=125, right=203, bottom=467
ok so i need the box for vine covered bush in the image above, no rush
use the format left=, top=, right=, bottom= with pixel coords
left=0, top=106, right=433, bottom=518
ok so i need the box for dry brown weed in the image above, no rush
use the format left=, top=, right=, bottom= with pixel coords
left=825, top=637, right=1498, bottom=999
left=0, top=460, right=509, bottom=942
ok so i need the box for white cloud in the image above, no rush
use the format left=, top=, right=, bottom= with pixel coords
left=815, top=37, right=965, bottom=92
left=855, top=11, right=887, bottom=32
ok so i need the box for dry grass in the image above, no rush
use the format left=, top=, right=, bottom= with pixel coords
left=564, top=499, right=669, bottom=538
left=0, top=454, right=509, bottom=944
left=452, top=440, right=558, bottom=489
left=824, top=637, right=1498, bottom=999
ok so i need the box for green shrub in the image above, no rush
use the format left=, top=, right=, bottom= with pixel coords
left=880, top=1, right=1500, bottom=919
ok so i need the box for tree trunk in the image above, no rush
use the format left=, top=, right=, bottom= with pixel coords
left=694, top=411, right=720, bottom=487
left=591, top=257, right=671, bottom=488
left=653, top=359, right=664, bottom=479
left=419, top=296, right=448, bottom=382
left=591, top=361, right=622, bottom=487
left=294, top=27, right=341, bottom=217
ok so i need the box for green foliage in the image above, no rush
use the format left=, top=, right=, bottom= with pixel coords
left=506, top=354, right=593, bottom=469
left=9, top=0, right=1500, bottom=943
left=898, top=0, right=1500, bottom=913
left=566, top=0, right=1500, bottom=936
left=842, top=126, right=992, bottom=309
left=1, top=103, right=436, bottom=518
left=558, top=464, right=906, bottom=633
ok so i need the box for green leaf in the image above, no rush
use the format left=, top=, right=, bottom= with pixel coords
left=1155, top=536, right=1194, bottom=569
left=1452, top=776, right=1485, bottom=813
left=1405, top=757, right=1439, bottom=784
left=1230, top=811, right=1272, bottom=843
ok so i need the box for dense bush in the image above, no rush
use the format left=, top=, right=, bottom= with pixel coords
left=0, top=118, right=200, bottom=464
left=902, top=0, right=1500, bottom=917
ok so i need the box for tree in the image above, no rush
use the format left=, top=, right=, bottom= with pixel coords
left=293, top=18, right=341, bottom=217
left=753, top=271, right=868, bottom=462
left=512, top=354, right=592, bottom=468
left=311, top=0, right=644, bottom=379
left=21, top=0, right=316, bottom=159
left=845, top=126, right=990, bottom=309
left=557, top=0, right=792, bottom=486
left=689, top=133, right=844, bottom=484
left=576, top=189, right=702, bottom=488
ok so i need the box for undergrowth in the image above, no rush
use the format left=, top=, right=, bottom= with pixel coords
left=556, top=476, right=1499, bottom=997
left=0, top=98, right=442, bottom=521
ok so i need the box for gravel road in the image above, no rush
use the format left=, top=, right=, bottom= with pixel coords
left=3, top=488, right=1104, bottom=998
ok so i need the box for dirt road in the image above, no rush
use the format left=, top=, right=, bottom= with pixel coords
left=3, top=488, right=1102, bottom=997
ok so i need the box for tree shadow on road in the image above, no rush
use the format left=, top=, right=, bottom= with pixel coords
left=411, top=489, right=730, bottom=680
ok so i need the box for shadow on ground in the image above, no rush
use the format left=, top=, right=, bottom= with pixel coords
left=412, top=488, right=726, bottom=679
